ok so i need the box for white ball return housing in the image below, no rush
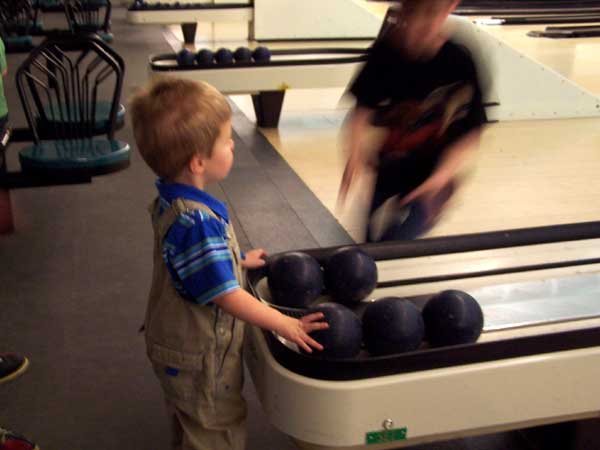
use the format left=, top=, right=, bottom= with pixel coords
left=245, top=221, right=600, bottom=450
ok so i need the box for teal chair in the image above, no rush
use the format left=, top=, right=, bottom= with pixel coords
left=0, top=0, right=37, bottom=52
left=3, top=36, right=35, bottom=54
left=16, top=35, right=129, bottom=176
left=65, top=0, right=113, bottom=42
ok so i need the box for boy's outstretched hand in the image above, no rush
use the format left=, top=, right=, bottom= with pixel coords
left=242, top=248, right=267, bottom=269
left=276, top=312, right=329, bottom=353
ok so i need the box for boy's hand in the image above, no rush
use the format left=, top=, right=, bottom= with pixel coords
left=242, top=248, right=267, bottom=269
left=276, top=312, right=329, bottom=353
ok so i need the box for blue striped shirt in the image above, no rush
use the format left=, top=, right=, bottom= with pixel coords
left=156, top=180, right=240, bottom=305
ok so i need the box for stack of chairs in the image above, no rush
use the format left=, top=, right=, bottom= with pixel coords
left=64, top=0, right=114, bottom=42
left=0, top=34, right=130, bottom=233
left=31, top=0, right=113, bottom=42
left=0, top=0, right=36, bottom=53
left=16, top=34, right=129, bottom=174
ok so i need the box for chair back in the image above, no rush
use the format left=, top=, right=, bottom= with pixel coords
left=0, top=0, right=35, bottom=37
left=16, top=34, right=124, bottom=143
left=65, top=0, right=112, bottom=34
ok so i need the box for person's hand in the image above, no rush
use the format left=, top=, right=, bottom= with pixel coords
left=338, top=153, right=366, bottom=207
left=276, top=312, right=329, bottom=353
left=399, top=173, right=454, bottom=225
left=241, top=248, right=267, bottom=269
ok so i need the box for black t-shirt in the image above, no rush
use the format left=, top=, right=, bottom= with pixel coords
left=350, top=39, right=486, bottom=160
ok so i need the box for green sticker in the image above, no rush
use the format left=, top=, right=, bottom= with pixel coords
left=366, top=427, right=407, bottom=445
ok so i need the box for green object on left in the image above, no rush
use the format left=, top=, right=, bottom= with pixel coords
left=0, top=38, right=8, bottom=119
left=365, top=427, right=407, bottom=445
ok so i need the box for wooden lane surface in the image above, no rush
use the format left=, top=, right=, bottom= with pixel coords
left=158, top=12, right=600, bottom=243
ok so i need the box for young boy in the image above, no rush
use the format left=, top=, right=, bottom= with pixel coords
left=339, top=0, right=487, bottom=241
left=130, top=77, right=327, bottom=450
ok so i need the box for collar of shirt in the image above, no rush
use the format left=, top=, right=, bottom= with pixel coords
left=156, top=179, right=229, bottom=222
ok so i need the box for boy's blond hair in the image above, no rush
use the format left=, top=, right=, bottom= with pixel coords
left=130, top=77, right=231, bottom=179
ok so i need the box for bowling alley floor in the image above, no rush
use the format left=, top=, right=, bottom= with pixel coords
left=0, top=5, right=598, bottom=450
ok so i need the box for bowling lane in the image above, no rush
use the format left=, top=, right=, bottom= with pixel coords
left=164, top=23, right=372, bottom=52
left=229, top=20, right=600, bottom=241
left=476, top=21, right=600, bottom=94
left=159, top=14, right=600, bottom=243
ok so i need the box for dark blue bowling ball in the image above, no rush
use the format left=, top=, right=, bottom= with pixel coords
left=234, top=46, right=253, bottom=63
left=324, top=246, right=377, bottom=304
left=176, top=48, right=196, bottom=66
left=215, top=47, right=234, bottom=65
left=252, top=46, right=271, bottom=63
left=267, top=252, right=323, bottom=309
left=195, top=49, right=214, bottom=67
left=422, top=290, right=484, bottom=347
left=306, top=302, right=362, bottom=359
left=362, top=297, right=424, bottom=356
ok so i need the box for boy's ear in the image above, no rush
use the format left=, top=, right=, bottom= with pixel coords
left=189, top=153, right=205, bottom=175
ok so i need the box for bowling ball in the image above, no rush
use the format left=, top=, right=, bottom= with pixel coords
left=324, top=246, right=377, bottom=304
left=195, top=49, right=214, bottom=67
left=306, top=302, right=362, bottom=359
left=252, top=46, right=271, bottom=63
left=422, top=290, right=484, bottom=347
left=267, top=251, right=323, bottom=309
left=234, top=46, right=252, bottom=63
left=215, top=48, right=234, bottom=65
left=176, top=48, right=195, bottom=66
left=362, top=297, right=424, bottom=356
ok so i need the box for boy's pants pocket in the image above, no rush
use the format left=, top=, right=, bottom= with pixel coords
left=149, top=341, right=247, bottom=450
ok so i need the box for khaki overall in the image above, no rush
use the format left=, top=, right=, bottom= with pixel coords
left=145, top=198, right=246, bottom=450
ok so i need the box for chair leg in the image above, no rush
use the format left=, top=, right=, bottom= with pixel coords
left=103, top=0, right=112, bottom=32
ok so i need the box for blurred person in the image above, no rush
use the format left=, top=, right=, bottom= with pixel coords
left=339, top=0, right=486, bottom=241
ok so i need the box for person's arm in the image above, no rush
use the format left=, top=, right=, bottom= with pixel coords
left=338, top=42, right=391, bottom=205
left=399, top=128, right=480, bottom=206
left=164, top=212, right=327, bottom=352
left=400, top=46, right=486, bottom=208
left=337, top=105, right=374, bottom=205
left=0, top=39, right=7, bottom=78
left=213, top=289, right=327, bottom=353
